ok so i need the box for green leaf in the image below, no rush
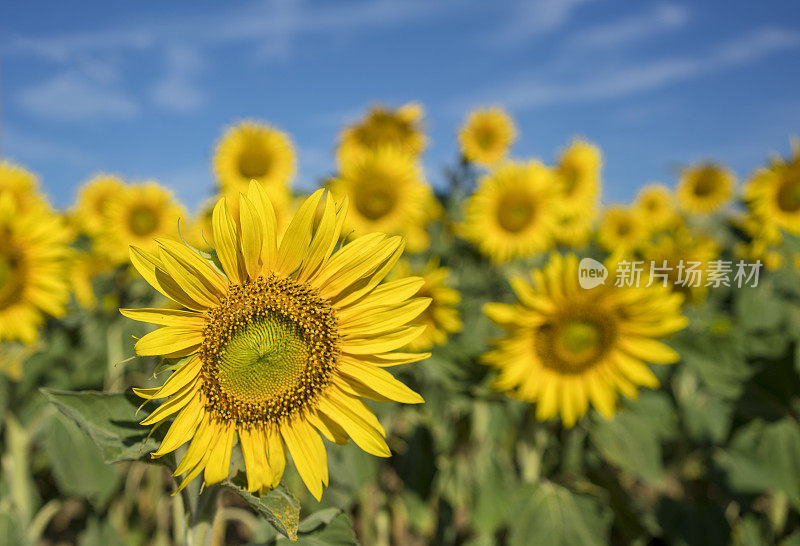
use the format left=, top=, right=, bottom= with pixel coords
left=761, top=418, right=800, bottom=511
left=275, top=508, right=358, bottom=545
left=717, top=417, right=800, bottom=510
left=589, top=391, right=676, bottom=485
left=735, top=282, right=785, bottom=333
left=673, top=329, right=751, bottom=399
left=507, top=482, right=611, bottom=546
left=43, top=413, right=121, bottom=507
left=715, top=420, right=771, bottom=493
left=40, top=389, right=159, bottom=464
left=221, top=475, right=301, bottom=541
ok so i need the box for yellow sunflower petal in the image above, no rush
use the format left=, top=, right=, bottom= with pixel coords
left=338, top=357, right=424, bottom=404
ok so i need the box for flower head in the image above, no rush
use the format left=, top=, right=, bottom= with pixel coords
left=122, top=182, right=429, bottom=499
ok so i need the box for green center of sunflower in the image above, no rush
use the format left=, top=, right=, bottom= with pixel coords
left=498, top=194, right=535, bottom=233
left=0, top=243, right=25, bottom=309
left=615, top=220, right=632, bottom=237
left=559, top=165, right=580, bottom=196
left=200, top=274, right=339, bottom=425
left=238, top=144, right=271, bottom=179
left=129, top=206, right=159, bottom=237
left=354, top=183, right=397, bottom=220
left=356, top=111, right=410, bottom=148
left=476, top=127, right=496, bottom=150
left=217, top=317, right=308, bottom=403
left=692, top=169, right=719, bottom=197
left=537, top=310, right=616, bottom=374
left=776, top=174, right=800, bottom=213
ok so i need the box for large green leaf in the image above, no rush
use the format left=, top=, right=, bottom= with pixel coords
left=589, top=391, right=676, bottom=485
left=717, top=417, right=800, bottom=510
left=40, top=389, right=158, bottom=463
left=221, top=475, right=301, bottom=541
left=275, top=508, right=358, bottom=545
left=43, top=412, right=121, bottom=507
left=507, top=482, right=611, bottom=546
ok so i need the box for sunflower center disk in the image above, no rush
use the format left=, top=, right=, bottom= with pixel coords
left=692, top=171, right=717, bottom=197
left=355, top=183, right=397, bottom=220
left=497, top=194, right=535, bottom=233
left=0, top=246, right=24, bottom=308
left=777, top=175, right=800, bottom=213
left=200, top=274, right=340, bottom=426
left=217, top=317, right=308, bottom=403
left=130, top=206, right=159, bottom=237
left=238, top=144, right=271, bottom=179
left=537, top=312, right=615, bottom=374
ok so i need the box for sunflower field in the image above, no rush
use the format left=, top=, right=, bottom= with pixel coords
left=2, top=104, right=800, bottom=546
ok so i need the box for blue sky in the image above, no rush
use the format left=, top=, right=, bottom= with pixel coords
left=2, top=0, right=800, bottom=210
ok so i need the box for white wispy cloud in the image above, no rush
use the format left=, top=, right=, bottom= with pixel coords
left=483, top=0, right=595, bottom=48
left=17, top=70, right=139, bottom=121
left=458, top=27, right=800, bottom=112
left=7, top=0, right=449, bottom=122
left=6, top=0, right=445, bottom=63
left=563, top=3, right=688, bottom=51
left=150, top=45, right=205, bottom=113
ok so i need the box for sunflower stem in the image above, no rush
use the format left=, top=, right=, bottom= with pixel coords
left=186, top=486, right=220, bottom=546
left=105, top=319, right=125, bottom=392
left=3, top=414, right=38, bottom=531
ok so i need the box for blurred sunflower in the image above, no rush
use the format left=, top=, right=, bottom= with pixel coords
left=458, top=108, right=517, bottom=166
left=633, top=184, right=676, bottom=233
left=677, top=163, right=734, bottom=214
left=96, top=182, right=186, bottom=265
left=483, top=253, right=687, bottom=427
left=214, top=121, right=296, bottom=199
left=70, top=250, right=112, bottom=308
left=597, top=206, right=648, bottom=253
left=554, top=206, right=595, bottom=248
left=642, top=225, right=720, bottom=303
left=121, top=183, right=429, bottom=499
left=337, top=103, right=426, bottom=166
left=72, top=174, right=126, bottom=237
left=745, top=142, right=800, bottom=235
left=461, top=161, right=559, bottom=262
left=395, top=258, right=462, bottom=351
left=0, top=161, right=48, bottom=213
left=0, top=194, right=71, bottom=344
left=556, top=139, right=602, bottom=205
left=328, top=147, right=437, bottom=253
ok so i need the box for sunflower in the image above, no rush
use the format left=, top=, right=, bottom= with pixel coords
left=394, top=258, right=462, bottom=351
left=745, top=142, right=800, bottom=235
left=0, top=161, right=49, bottom=213
left=0, top=193, right=71, bottom=344
left=458, top=108, right=517, bottom=167
left=461, top=161, right=559, bottom=262
left=597, top=206, right=648, bottom=253
left=642, top=225, right=720, bottom=303
left=337, top=103, right=426, bottom=167
left=554, top=205, right=595, bottom=248
left=70, top=250, right=112, bottom=308
left=72, top=174, right=126, bottom=237
left=483, top=253, right=687, bottom=427
left=328, top=147, right=437, bottom=253
left=95, top=182, right=186, bottom=265
left=677, top=163, right=734, bottom=214
left=214, top=121, right=296, bottom=200
left=121, top=182, right=429, bottom=499
left=556, top=140, right=602, bottom=206
left=633, top=184, right=677, bottom=233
